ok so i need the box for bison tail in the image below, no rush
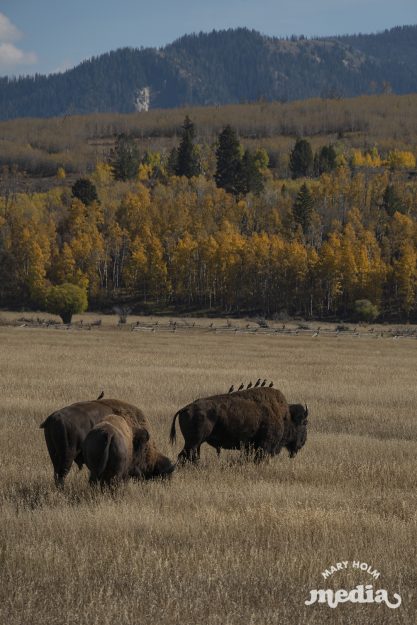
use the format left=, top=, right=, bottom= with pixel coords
left=169, top=412, right=179, bottom=445
left=94, top=431, right=113, bottom=480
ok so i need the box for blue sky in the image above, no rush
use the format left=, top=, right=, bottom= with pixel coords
left=1, top=0, right=416, bottom=77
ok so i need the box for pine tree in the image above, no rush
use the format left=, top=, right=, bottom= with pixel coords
left=241, top=149, right=264, bottom=195
left=167, top=147, right=179, bottom=176
left=71, top=178, right=99, bottom=206
left=381, top=184, right=405, bottom=216
left=314, top=145, right=337, bottom=176
left=215, top=125, right=244, bottom=196
left=111, top=133, right=141, bottom=181
left=289, top=138, right=313, bottom=179
left=175, top=116, right=201, bottom=178
left=293, top=183, right=314, bottom=234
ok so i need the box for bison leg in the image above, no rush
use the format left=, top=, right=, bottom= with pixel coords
left=74, top=452, right=84, bottom=470
left=44, top=426, right=76, bottom=487
left=54, top=456, right=76, bottom=488
left=178, top=446, right=199, bottom=464
left=253, top=446, right=269, bottom=463
left=177, top=410, right=216, bottom=465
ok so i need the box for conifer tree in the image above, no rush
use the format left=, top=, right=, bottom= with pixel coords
left=167, top=147, right=179, bottom=176
left=381, top=184, right=405, bottom=216
left=314, top=145, right=337, bottom=176
left=289, top=138, right=313, bottom=179
left=111, top=133, right=141, bottom=181
left=293, top=183, right=314, bottom=234
left=241, top=149, right=264, bottom=195
left=71, top=178, right=99, bottom=206
left=175, top=116, right=201, bottom=178
left=215, top=125, right=244, bottom=196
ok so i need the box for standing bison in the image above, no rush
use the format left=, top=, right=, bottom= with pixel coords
left=83, top=414, right=175, bottom=485
left=170, top=387, right=308, bottom=463
left=40, top=398, right=148, bottom=486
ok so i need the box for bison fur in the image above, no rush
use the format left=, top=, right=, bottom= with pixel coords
left=40, top=398, right=147, bottom=487
left=83, top=414, right=175, bottom=485
left=170, top=387, right=308, bottom=463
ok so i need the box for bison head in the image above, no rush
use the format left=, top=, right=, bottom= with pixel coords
left=132, top=427, right=176, bottom=479
left=286, top=404, right=308, bottom=458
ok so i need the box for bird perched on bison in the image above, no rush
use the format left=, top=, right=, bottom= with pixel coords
left=83, top=414, right=175, bottom=485
left=40, top=398, right=149, bottom=487
left=170, top=387, right=308, bottom=463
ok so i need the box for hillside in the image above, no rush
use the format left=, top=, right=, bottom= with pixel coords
left=0, top=94, right=416, bottom=180
left=0, top=26, right=416, bottom=120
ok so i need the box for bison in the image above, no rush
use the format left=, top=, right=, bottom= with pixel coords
left=170, top=387, right=308, bottom=463
left=40, top=398, right=148, bottom=486
left=83, top=414, right=175, bottom=485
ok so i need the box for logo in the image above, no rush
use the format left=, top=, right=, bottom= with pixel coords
left=305, top=560, right=402, bottom=610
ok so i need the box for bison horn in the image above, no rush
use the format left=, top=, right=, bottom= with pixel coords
left=305, top=404, right=309, bottom=417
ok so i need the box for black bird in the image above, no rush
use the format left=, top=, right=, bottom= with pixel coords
left=228, top=384, right=234, bottom=393
left=261, top=379, right=267, bottom=387
left=269, top=381, right=274, bottom=388
left=97, top=391, right=104, bottom=400
left=238, top=383, right=244, bottom=391
left=247, top=381, right=253, bottom=389
left=254, top=378, right=261, bottom=387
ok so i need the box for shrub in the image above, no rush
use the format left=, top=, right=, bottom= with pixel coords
left=354, top=299, right=379, bottom=322
left=45, top=283, right=88, bottom=324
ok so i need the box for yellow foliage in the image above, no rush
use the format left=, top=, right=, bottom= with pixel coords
left=386, top=150, right=416, bottom=170
left=91, top=161, right=114, bottom=186
left=351, top=148, right=382, bottom=168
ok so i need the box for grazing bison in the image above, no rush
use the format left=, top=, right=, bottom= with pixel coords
left=40, top=398, right=147, bottom=486
left=170, top=387, right=308, bottom=463
left=83, top=414, right=175, bottom=485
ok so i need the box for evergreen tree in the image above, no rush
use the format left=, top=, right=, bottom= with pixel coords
left=215, top=125, right=244, bottom=196
left=382, top=184, right=405, bottom=216
left=293, top=183, right=314, bottom=234
left=289, top=138, right=313, bottom=179
left=241, top=149, right=264, bottom=195
left=314, top=145, right=337, bottom=176
left=71, top=178, right=99, bottom=206
left=111, top=133, right=141, bottom=181
left=175, top=116, right=201, bottom=178
left=167, top=147, right=179, bottom=176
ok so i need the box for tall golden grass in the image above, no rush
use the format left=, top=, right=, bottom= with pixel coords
left=1, top=321, right=416, bottom=624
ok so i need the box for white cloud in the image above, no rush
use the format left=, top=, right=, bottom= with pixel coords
left=0, top=42, right=37, bottom=67
left=0, top=12, right=21, bottom=43
left=0, top=13, right=37, bottom=70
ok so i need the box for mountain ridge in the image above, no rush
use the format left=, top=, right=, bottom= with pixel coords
left=0, top=25, right=416, bottom=120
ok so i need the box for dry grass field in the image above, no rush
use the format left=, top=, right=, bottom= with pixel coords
left=1, top=320, right=417, bottom=625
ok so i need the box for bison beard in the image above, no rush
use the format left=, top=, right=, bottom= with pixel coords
left=170, top=387, right=308, bottom=463
left=40, top=398, right=148, bottom=487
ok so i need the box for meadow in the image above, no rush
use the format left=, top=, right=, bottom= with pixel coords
left=1, top=318, right=417, bottom=624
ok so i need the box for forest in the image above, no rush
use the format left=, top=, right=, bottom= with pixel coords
left=0, top=25, right=416, bottom=120
left=1, top=94, right=417, bottom=322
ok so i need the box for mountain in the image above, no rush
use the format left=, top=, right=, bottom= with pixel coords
left=0, top=26, right=416, bottom=120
